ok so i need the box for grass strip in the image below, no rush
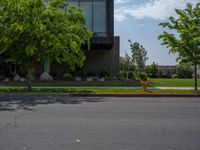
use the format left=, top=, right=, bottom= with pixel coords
left=149, top=78, right=200, bottom=87
left=0, top=87, right=199, bottom=94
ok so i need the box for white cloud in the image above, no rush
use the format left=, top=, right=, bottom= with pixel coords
left=115, top=0, right=130, bottom=4
left=115, top=0, right=199, bottom=21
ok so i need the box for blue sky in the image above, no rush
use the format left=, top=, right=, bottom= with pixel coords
left=114, top=0, right=198, bottom=65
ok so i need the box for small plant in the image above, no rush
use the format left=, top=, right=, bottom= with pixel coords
left=99, top=70, right=110, bottom=78
left=63, top=73, right=74, bottom=81
left=140, top=72, right=148, bottom=81
left=86, top=71, right=96, bottom=77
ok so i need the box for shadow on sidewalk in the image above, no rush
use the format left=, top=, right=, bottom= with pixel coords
left=0, top=94, right=104, bottom=112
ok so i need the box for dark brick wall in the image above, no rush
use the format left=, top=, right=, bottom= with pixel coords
left=84, top=36, right=120, bottom=74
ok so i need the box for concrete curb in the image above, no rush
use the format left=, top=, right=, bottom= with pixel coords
left=70, top=94, right=200, bottom=97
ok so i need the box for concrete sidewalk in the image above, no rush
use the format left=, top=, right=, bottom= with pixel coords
left=0, top=86, right=198, bottom=90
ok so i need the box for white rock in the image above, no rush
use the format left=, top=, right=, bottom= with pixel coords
left=99, top=77, right=105, bottom=82
left=20, top=78, right=27, bottom=82
left=75, top=77, right=81, bottom=81
left=39, top=72, right=53, bottom=81
left=14, top=74, right=21, bottom=81
left=3, top=78, right=10, bottom=82
left=86, top=77, right=93, bottom=82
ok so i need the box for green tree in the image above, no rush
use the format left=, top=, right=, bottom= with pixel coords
left=0, top=0, right=92, bottom=91
left=129, top=40, right=148, bottom=79
left=176, top=63, right=193, bottom=78
left=120, top=52, right=135, bottom=80
left=147, top=62, right=160, bottom=78
left=159, top=3, right=200, bottom=90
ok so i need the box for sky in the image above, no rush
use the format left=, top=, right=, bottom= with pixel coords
left=114, top=0, right=199, bottom=65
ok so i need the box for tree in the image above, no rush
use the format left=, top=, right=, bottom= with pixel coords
left=120, top=52, right=135, bottom=80
left=159, top=3, right=200, bottom=90
left=176, top=63, right=193, bottom=78
left=147, top=62, right=160, bottom=78
left=0, top=0, right=92, bottom=91
left=129, top=40, right=148, bottom=79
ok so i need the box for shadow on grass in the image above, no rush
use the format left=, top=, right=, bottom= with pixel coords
left=0, top=93, right=104, bottom=112
left=0, top=88, right=95, bottom=94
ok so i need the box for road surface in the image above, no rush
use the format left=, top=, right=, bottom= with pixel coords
left=0, top=95, right=200, bottom=150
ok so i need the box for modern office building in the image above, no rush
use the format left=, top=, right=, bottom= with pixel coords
left=0, top=0, right=119, bottom=79
left=50, top=0, right=119, bottom=75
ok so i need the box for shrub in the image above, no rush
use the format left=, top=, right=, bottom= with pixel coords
left=99, top=70, right=110, bottom=78
left=86, top=71, right=96, bottom=77
left=139, top=72, right=148, bottom=81
left=176, top=63, right=193, bottom=78
left=63, top=73, right=74, bottom=81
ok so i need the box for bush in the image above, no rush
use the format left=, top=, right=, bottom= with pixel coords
left=139, top=72, right=148, bottom=81
left=99, top=70, right=110, bottom=78
left=63, top=73, right=74, bottom=81
left=176, top=63, right=193, bottom=78
left=86, top=71, right=96, bottom=77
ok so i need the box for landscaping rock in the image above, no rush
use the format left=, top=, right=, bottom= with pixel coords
left=99, top=77, right=105, bottom=82
left=86, top=77, right=93, bottom=82
left=39, top=72, right=53, bottom=81
left=14, top=74, right=21, bottom=81
left=20, top=78, right=27, bottom=82
left=75, top=77, right=82, bottom=81
left=3, top=78, right=10, bottom=82
left=94, top=76, right=100, bottom=81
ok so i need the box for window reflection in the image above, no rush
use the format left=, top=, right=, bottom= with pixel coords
left=69, top=0, right=106, bottom=37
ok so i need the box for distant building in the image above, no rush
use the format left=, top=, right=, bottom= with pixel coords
left=159, top=66, right=177, bottom=78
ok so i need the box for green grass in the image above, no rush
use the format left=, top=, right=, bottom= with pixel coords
left=0, top=80, right=140, bottom=87
left=0, top=78, right=199, bottom=88
left=0, top=87, right=199, bottom=94
left=149, top=78, right=200, bottom=87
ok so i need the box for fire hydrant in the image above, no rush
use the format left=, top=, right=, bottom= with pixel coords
left=141, top=80, right=148, bottom=92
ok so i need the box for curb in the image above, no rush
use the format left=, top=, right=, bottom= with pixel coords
left=70, top=94, right=200, bottom=97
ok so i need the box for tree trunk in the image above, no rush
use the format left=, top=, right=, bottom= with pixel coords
left=194, top=64, right=198, bottom=91
left=27, top=68, right=32, bottom=92
left=27, top=58, right=32, bottom=92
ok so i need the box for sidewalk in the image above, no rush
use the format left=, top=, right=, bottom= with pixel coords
left=0, top=86, right=198, bottom=90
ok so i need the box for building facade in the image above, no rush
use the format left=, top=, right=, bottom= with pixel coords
left=74, top=0, right=119, bottom=74
left=50, top=0, right=119, bottom=76
left=0, top=0, right=119, bottom=79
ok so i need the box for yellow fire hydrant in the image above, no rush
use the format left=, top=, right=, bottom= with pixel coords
left=141, top=80, right=148, bottom=92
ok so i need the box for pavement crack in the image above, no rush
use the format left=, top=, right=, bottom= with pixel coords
left=0, top=105, right=48, bottom=133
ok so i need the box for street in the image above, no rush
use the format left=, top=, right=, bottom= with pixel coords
left=0, top=95, right=200, bottom=150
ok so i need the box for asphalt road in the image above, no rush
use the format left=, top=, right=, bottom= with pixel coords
left=0, top=95, right=200, bottom=150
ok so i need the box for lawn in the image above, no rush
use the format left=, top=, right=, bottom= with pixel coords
left=0, top=78, right=199, bottom=88
left=149, top=78, right=200, bottom=87
left=0, top=80, right=140, bottom=87
left=0, top=87, right=199, bottom=94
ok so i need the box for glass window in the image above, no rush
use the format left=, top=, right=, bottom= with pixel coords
left=68, top=0, right=107, bottom=37
left=69, top=0, right=79, bottom=6
left=80, top=0, right=92, bottom=30
left=93, top=0, right=106, bottom=36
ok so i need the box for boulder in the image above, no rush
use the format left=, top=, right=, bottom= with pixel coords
left=20, top=78, right=27, bottom=82
left=75, top=77, right=82, bottom=81
left=39, top=72, right=53, bottom=81
left=99, top=77, right=105, bottom=82
left=86, top=77, right=93, bottom=82
left=3, top=78, right=10, bottom=82
left=14, top=74, right=21, bottom=81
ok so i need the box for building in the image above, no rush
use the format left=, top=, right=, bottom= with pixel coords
left=49, top=0, right=119, bottom=76
left=158, top=66, right=177, bottom=78
left=0, top=0, right=119, bottom=79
